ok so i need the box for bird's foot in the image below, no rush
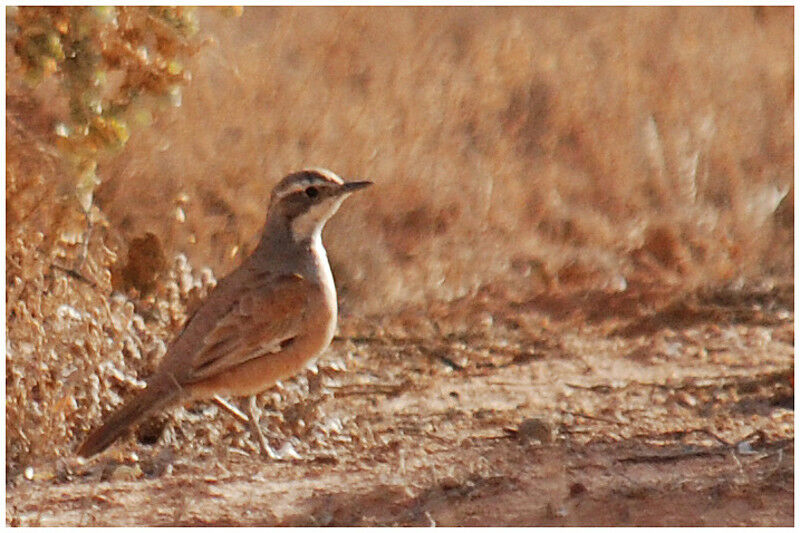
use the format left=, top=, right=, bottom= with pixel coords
left=247, top=395, right=284, bottom=460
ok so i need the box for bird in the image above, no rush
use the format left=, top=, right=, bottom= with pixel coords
left=78, top=168, right=372, bottom=458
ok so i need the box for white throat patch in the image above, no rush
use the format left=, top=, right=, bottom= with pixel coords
left=290, top=195, right=346, bottom=242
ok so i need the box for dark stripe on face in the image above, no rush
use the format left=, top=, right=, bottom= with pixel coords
left=277, top=185, right=338, bottom=220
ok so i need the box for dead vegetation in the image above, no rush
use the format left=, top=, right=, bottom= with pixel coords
left=6, top=6, right=793, bottom=526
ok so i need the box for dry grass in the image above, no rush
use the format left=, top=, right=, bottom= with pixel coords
left=6, top=6, right=793, bottom=473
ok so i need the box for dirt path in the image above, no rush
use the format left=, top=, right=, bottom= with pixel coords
left=6, top=281, right=793, bottom=526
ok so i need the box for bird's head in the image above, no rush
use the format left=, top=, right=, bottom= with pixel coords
left=267, top=168, right=372, bottom=242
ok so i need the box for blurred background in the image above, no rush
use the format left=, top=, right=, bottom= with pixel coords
left=6, top=6, right=793, bottom=479
left=98, top=6, right=794, bottom=310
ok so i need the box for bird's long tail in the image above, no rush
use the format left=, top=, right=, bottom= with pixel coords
left=77, top=375, right=184, bottom=458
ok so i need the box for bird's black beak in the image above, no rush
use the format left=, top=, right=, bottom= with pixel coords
left=340, top=180, right=373, bottom=194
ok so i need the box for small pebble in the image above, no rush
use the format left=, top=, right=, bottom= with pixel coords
left=736, top=441, right=755, bottom=455
left=517, top=417, right=553, bottom=444
left=569, top=482, right=587, bottom=497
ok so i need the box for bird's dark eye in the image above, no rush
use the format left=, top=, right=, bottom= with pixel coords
left=305, top=186, right=319, bottom=198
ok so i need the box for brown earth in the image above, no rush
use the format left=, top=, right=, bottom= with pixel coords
left=6, top=280, right=794, bottom=526
left=6, top=6, right=793, bottom=526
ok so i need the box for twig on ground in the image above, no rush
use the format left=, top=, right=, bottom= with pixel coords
left=560, top=410, right=625, bottom=426
left=50, top=263, right=98, bottom=289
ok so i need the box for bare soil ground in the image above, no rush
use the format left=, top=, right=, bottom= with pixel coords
left=6, top=6, right=793, bottom=526
left=7, top=279, right=793, bottom=526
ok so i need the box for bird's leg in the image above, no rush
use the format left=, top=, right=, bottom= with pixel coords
left=248, top=395, right=281, bottom=460
left=212, top=395, right=249, bottom=424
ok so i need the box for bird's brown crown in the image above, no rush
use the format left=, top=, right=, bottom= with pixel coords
left=269, top=168, right=344, bottom=206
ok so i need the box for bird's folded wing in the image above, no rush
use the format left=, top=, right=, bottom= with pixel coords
left=187, top=273, right=311, bottom=382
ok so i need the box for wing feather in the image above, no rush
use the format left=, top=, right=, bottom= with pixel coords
left=186, top=273, right=311, bottom=382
